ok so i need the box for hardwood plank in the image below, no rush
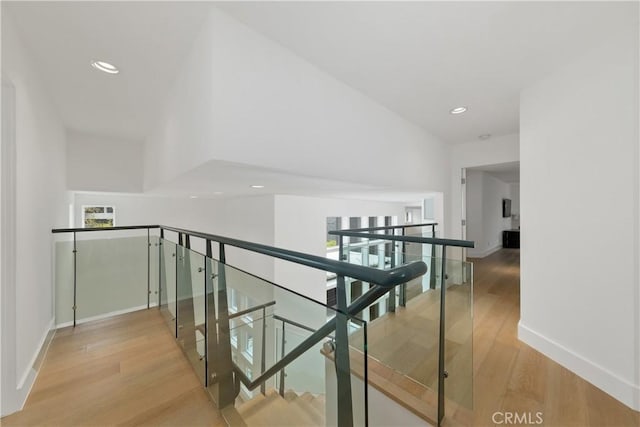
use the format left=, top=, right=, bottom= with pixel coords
left=1, top=309, right=224, bottom=427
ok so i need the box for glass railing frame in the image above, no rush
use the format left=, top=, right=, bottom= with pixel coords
left=329, top=227, right=474, bottom=426
left=53, top=224, right=430, bottom=427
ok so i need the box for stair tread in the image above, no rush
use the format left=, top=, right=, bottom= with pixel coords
left=236, top=389, right=321, bottom=426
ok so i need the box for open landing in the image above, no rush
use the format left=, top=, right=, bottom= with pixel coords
left=0, top=309, right=224, bottom=426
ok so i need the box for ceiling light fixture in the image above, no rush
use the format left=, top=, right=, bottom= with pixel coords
left=479, top=134, right=492, bottom=140
left=449, top=106, right=467, bottom=115
left=91, top=60, right=120, bottom=74
left=250, top=185, right=264, bottom=189
left=190, top=195, right=198, bottom=199
left=213, top=191, right=223, bottom=195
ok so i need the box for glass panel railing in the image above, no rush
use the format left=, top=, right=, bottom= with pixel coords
left=442, top=259, right=473, bottom=414
left=203, top=256, right=367, bottom=426
left=176, top=245, right=206, bottom=385
left=53, top=233, right=75, bottom=326
left=338, top=234, right=473, bottom=422
left=159, top=238, right=177, bottom=334
left=149, top=235, right=160, bottom=307
left=74, top=229, right=149, bottom=322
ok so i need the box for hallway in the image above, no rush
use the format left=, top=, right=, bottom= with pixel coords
left=471, top=249, right=639, bottom=426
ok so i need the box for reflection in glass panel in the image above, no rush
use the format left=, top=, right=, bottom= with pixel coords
left=75, top=230, right=147, bottom=322
left=176, top=245, right=206, bottom=385
left=159, top=239, right=177, bottom=335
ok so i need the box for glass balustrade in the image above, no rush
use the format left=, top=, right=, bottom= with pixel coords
left=159, top=239, right=177, bottom=335
left=53, top=225, right=454, bottom=426
left=154, top=237, right=370, bottom=426
left=54, top=228, right=157, bottom=326
left=336, top=233, right=473, bottom=421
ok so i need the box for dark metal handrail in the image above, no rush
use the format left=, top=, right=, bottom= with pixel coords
left=52, top=225, right=160, bottom=233
left=329, top=230, right=474, bottom=248
left=273, top=314, right=316, bottom=334
left=330, top=222, right=437, bottom=233
left=228, top=301, right=276, bottom=321
left=159, top=225, right=427, bottom=288
left=52, top=224, right=427, bottom=288
left=52, top=223, right=431, bottom=426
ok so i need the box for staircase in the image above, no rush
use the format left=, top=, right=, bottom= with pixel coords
left=222, top=389, right=326, bottom=426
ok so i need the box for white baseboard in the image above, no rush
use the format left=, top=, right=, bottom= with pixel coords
left=518, top=321, right=640, bottom=411
left=15, top=317, right=55, bottom=412
left=56, top=303, right=158, bottom=329
left=468, top=244, right=502, bottom=259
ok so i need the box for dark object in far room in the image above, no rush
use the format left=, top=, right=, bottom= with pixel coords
left=503, top=229, right=520, bottom=248
left=502, top=198, right=512, bottom=217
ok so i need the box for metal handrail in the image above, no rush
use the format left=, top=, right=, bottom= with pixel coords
left=228, top=301, right=276, bottom=321
left=51, top=224, right=427, bottom=288
left=273, top=314, right=316, bottom=334
left=51, top=223, right=431, bottom=426
left=159, top=225, right=427, bottom=288
left=329, top=222, right=437, bottom=233
left=52, top=225, right=159, bottom=233
left=329, top=230, right=474, bottom=248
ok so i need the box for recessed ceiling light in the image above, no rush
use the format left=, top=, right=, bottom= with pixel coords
left=213, top=191, right=223, bottom=195
left=449, top=106, right=467, bottom=115
left=91, top=60, right=119, bottom=74
left=479, top=134, right=492, bottom=140
left=190, top=195, right=198, bottom=199
left=250, top=185, right=264, bottom=189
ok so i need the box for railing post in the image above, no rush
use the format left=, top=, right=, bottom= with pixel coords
left=147, top=228, right=150, bottom=309
left=399, top=227, right=407, bottom=307
left=174, top=234, right=179, bottom=338
left=205, top=239, right=218, bottom=389
left=430, top=225, right=437, bottom=290
left=437, top=245, right=448, bottom=426
left=387, top=242, right=396, bottom=313
left=335, top=274, right=354, bottom=427
left=158, top=228, right=164, bottom=310
left=279, top=321, right=286, bottom=397
left=216, top=243, right=236, bottom=407
left=260, top=306, right=267, bottom=395
left=72, top=231, right=77, bottom=327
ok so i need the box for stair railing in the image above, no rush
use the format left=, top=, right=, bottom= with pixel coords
left=159, top=225, right=426, bottom=427
left=329, top=227, right=474, bottom=426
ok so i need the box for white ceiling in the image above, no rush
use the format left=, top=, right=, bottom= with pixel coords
left=218, top=1, right=637, bottom=143
left=4, top=1, right=210, bottom=141
left=5, top=1, right=636, bottom=145
left=148, top=159, right=431, bottom=201
left=2, top=1, right=634, bottom=199
left=149, top=159, right=430, bottom=202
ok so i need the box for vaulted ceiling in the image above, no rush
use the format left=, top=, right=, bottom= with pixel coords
left=4, top=1, right=636, bottom=145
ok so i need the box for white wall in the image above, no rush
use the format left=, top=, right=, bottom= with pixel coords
left=72, top=192, right=275, bottom=281
left=464, top=170, right=484, bottom=257
left=466, top=171, right=512, bottom=258
left=519, top=25, right=640, bottom=410
left=510, top=183, right=520, bottom=229
left=66, top=130, right=144, bottom=193
left=1, top=13, right=70, bottom=416
left=450, top=133, right=519, bottom=252
left=146, top=6, right=450, bottom=229
left=482, top=173, right=511, bottom=255
left=273, top=195, right=406, bottom=303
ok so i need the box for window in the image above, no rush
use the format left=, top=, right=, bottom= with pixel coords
left=82, top=206, right=115, bottom=228
left=245, top=335, right=253, bottom=358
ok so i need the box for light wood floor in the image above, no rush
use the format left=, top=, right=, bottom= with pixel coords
left=1, top=309, right=225, bottom=427
left=2, top=250, right=639, bottom=426
left=471, top=249, right=640, bottom=427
